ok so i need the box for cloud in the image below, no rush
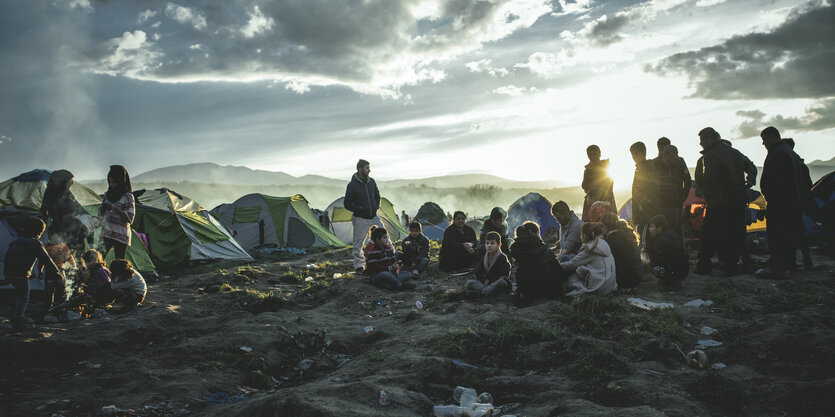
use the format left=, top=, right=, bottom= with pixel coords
left=241, top=5, right=274, bottom=38
left=165, top=2, right=207, bottom=30
left=0, top=134, right=11, bottom=145
left=650, top=2, right=835, bottom=100
left=551, top=0, right=593, bottom=16
left=55, top=0, right=93, bottom=12
left=492, top=85, right=535, bottom=96
left=515, top=50, right=577, bottom=78
left=695, top=0, right=727, bottom=7
left=78, top=0, right=554, bottom=98
left=464, top=59, right=509, bottom=76
left=575, top=0, right=688, bottom=46
left=90, top=30, right=162, bottom=78
left=735, top=98, right=835, bottom=137
left=583, top=13, right=630, bottom=46
left=138, top=9, right=157, bottom=23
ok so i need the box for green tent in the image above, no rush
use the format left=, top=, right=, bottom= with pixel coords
left=210, top=193, right=343, bottom=250
left=132, top=188, right=252, bottom=267
left=0, top=169, right=156, bottom=272
left=324, top=196, right=409, bottom=244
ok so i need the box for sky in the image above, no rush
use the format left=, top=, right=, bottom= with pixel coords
left=0, top=0, right=833, bottom=190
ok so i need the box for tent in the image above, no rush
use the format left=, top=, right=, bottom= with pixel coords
left=325, top=197, right=408, bottom=244
left=210, top=194, right=343, bottom=250
left=466, top=216, right=488, bottom=236
left=0, top=169, right=155, bottom=273
left=506, top=193, right=560, bottom=239
left=413, top=202, right=448, bottom=241
left=132, top=188, right=252, bottom=267
left=807, top=170, right=835, bottom=239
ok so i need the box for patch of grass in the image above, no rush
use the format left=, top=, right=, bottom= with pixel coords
left=274, top=328, right=329, bottom=359
left=366, top=350, right=383, bottom=362
left=687, top=370, right=747, bottom=412
left=753, top=281, right=827, bottom=313
left=234, top=288, right=289, bottom=314
left=568, top=343, right=630, bottom=396
left=703, top=285, right=749, bottom=319
left=278, top=270, right=303, bottom=284
left=621, top=308, right=687, bottom=360
left=429, top=317, right=563, bottom=367
left=550, top=296, right=630, bottom=336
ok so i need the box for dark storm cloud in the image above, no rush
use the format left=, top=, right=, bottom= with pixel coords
left=650, top=1, right=835, bottom=100
left=735, top=98, right=835, bottom=137
left=586, top=13, right=630, bottom=46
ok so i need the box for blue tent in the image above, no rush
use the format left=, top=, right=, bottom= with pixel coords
left=414, top=202, right=448, bottom=241
left=507, top=193, right=560, bottom=239
left=806, top=170, right=835, bottom=240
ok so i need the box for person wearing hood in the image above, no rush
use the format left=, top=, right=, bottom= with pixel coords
left=561, top=222, right=618, bottom=297
left=99, top=165, right=135, bottom=260
left=478, top=207, right=511, bottom=260
left=551, top=201, right=583, bottom=261
left=41, top=169, right=89, bottom=258
left=509, top=222, right=566, bottom=303
left=581, top=145, right=616, bottom=222
left=344, top=159, right=384, bottom=273
left=439, top=211, right=477, bottom=272
left=600, top=213, right=642, bottom=290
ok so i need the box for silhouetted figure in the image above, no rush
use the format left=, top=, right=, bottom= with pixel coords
left=344, top=159, right=384, bottom=273
left=693, top=128, right=751, bottom=276
left=601, top=213, right=642, bottom=290
left=757, top=127, right=813, bottom=275
left=648, top=215, right=689, bottom=291
left=656, top=145, right=691, bottom=235
left=652, top=137, right=671, bottom=167
left=41, top=169, right=89, bottom=259
left=581, top=145, right=615, bottom=222
left=783, top=138, right=814, bottom=268
left=510, top=222, right=565, bottom=303
left=629, top=141, right=657, bottom=248
left=99, top=165, right=135, bottom=259
left=439, top=211, right=477, bottom=272
left=401, top=210, right=409, bottom=229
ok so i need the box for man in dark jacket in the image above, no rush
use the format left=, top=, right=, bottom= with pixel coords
left=693, top=127, right=751, bottom=276
left=510, top=222, right=566, bottom=303
left=630, top=141, right=657, bottom=248
left=758, top=127, right=811, bottom=274
left=344, top=159, right=383, bottom=273
left=581, top=145, right=616, bottom=221
left=656, top=145, right=692, bottom=236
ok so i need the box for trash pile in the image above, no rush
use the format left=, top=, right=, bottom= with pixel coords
left=433, top=387, right=496, bottom=417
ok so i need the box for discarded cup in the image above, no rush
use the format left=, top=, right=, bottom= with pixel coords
left=240, top=346, right=253, bottom=353
left=454, top=386, right=477, bottom=408
left=333, top=273, right=343, bottom=279
left=686, top=350, right=708, bottom=369
left=364, top=326, right=374, bottom=334
left=415, top=300, right=423, bottom=309
left=379, top=390, right=389, bottom=406
left=306, top=264, right=317, bottom=269
left=304, top=276, right=314, bottom=282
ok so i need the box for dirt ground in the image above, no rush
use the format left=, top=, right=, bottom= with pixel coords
left=1, top=245, right=834, bottom=417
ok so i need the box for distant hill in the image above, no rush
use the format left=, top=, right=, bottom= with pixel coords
left=132, top=163, right=571, bottom=189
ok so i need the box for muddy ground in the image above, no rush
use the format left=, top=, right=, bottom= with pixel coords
left=1, top=244, right=834, bottom=417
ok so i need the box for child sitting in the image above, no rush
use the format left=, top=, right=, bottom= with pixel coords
left=600, top=213, right=643, bottom=290
left=3, top=218, right=63, bottom=332
left=647, top=215, right=689, bottom=291
left=109, top=259, right=147, bottom=312
left=364, top=226, right=415, bottom=291
left=478, top=207, right=511, bottom=260
left=561, top=222, right=618, bottom=297
left=509, top=222, right=566, bottom=303
left=81, top=249, right=112, bottom=306
left=465, top=231, right=511, bottom=297
left=399, top=222, right=430, bottom=278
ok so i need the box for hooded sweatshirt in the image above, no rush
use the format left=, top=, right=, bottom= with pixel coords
left=561, top=237, right=617, bottom=297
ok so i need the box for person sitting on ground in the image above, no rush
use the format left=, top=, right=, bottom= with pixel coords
left=81, top=249, right=113, bottom=307
left=586, top=188, right=617, bottom=223
left=478, top=207, right=511, bottom=261
left=465, top=231, right=511, bottom=297
left=399, top=222, right=430, bottom=278
left=647, top=215, right=689, bottom=291
left=551, top=201, right=583, bottom=262
left=3, top=218, right=64, bottom=332
left=45, top=234, right=77, bottom=272
left=364, top=226, right=415, bottom=291
left=109, top=259, right=147, bottom=312
left=561, top=222, right=618, bottom=297
left=509, top=222, right=566, bottom=303
left=601, top=213, right=642, bottom=290
left=439, top=211, right=477, bottom=273
left=582, top=145, right=616, bottom=221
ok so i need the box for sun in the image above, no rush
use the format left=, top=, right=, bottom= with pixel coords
left=606, top=157, right=636, bottom=191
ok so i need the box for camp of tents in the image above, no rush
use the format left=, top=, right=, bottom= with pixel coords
left=325, top=197, right=408, bottom=244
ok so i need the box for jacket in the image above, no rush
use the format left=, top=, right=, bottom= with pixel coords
left=510, top=235, right=565, bottom=296
left=632, top=159, right=658, bottom=223
left=363, top=241, right=399, bottom=275
left=400, top=233, right=430, bottom=263
left=582, top=159, right=616, bottom=220
left=694, top=142, right=750, bottom=209
left=473, top=251, right=511, bottom=286
left=3, top=237, right=60, bottom=279
left=557, top=212, right=583, bottom=257
left=562, top=237, right=618, bottom=297
left=761, top=141, right=810, bottom=210
left=648, top=229, right=689, bottom=280
left=604, top=230, right=642, bottom=289
left=656, top=157, right=692, bottom=209
left=439, top=225, right=477, bottom=272
left=344, top=173, right=381, bottom=219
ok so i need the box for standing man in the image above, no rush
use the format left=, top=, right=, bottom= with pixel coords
left=629, top=141, right=657, bottom=248
left=656, top=145, right=692, bottom=236
left=693, top=127, right=750, bottom=276
left=344, top=159, right=383, bottom=274
left=653, top=137, right=672, bottom=167
left=581, top=145, right=616, bottom=222
left=758, top=127, right=811, bottom=275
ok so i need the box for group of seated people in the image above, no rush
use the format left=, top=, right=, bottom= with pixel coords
left=362, top=200, right=690, bottom=302
left=3, top=217, right=147, bottom=332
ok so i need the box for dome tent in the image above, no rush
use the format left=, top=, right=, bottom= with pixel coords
left=413, top=202, right=448, bottom=241
left=211, top=193, right=343, bottom=250
left=506, top=192, right=560, bottom=240
left=325, top=196, right=408, bottom=244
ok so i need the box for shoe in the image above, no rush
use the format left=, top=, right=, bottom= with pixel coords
left=411, top=270, right=420, bottom=279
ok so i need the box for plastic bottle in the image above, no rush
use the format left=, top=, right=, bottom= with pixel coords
left=378, top=390, right=388, bottom=406
left=453, top=386, right=477, bottom=408
left=432, top=405, right=459, bottom=416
